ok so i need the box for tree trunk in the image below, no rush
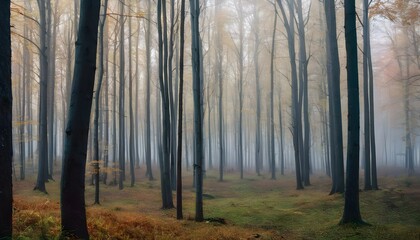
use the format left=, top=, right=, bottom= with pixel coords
left=145, top=0, right=154, bottom=180
left=190, top=0, right=204, bottom=221
left=324, top=0, right=344, bottom=194
left=118, top=0, right=125, bottom=190
left=340, top=0, right=364, bottom=224
left=0, top=1, right=13, bottom=237
left=362, top=0, right=371, bottom=191
left=60, top=1, right=101, bottom=238
left=270, top=3, right=277, bottom=180
left=253, top=3, right=261, bottom=176
left=93, top=0, right=108, bottom=204
left=157, top=0, right=174, bottom=209
left=128, top=14, right=135, bottom=187
left=297, top=0, right=311, bottom=186
left=276, top=0, right=303, bottom=190
left=35, top=0, right=49, bottom=193
left=177, top=0, right=186, bottom=220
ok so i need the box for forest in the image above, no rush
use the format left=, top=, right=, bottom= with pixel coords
left=0, top=0, right=420, bottom=239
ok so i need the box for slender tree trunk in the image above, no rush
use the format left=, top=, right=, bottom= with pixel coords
left=93, top=0, right=108, bottom=204
left=103, top=17, right=109, bottom=185
left=215, top=0, right=224, bottom=182
left=276, top=0, right=303, bottom=189
left=297, top=0, right=311, bottom=186
left=169, top=0, right=177, bottom=191
left=279, top=94, right=285, bottom=176
left=47, top=0, right=57, bottom=180
left=60, top=1, right=101, bottom=238
left=158, top=0, right=174, bottom=208
left=340, top=0, right=364, bottom=224
left=177, top=0, right=186, bottom=220
left=270, top=4, right=277, bottom=180
left=112, top=26, right=118, bottom=185
left=237, top=0, right=245, bottom=179
left=362, top=0, right=371, bottom=191
left=128, top=14, right=135, bottom=187
left=253, top=3, right=261, bottom=176
left=145, top=0, right=154, bottom=180
left=190, top=0, right=204, bottom=221
left=118, top=0, right=125, bottom=190
left=324, top=0, right=344, bottom=194
left=365, top=3, right=378, bottom=189
left=35, top=0, right=49, bottom=193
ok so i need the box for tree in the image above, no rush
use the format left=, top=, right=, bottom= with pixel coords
left=34, top=0, right=50, bottom=193
left=145, top=0, right=154, bottom=181
left=253, top=2, right=262, bottom=177
left=234, top=0, right=245, bottom=180
left=362, top=0, right=372, bottom=191
left=190, top=0, right=204, bottom=222
left=118, top=0, right=126, bottom=190
left=60, top=0, right=101, bottom=238
left=128, top=6, right=135, bottom=187
left=362, top=0, right=378, bottom=190
left=0, top=0, right=13, bottom=237
left=177, top=0, right=186, bottom=220
left=276, top=0, right=304, bottom=190
left=269, top=2, right=277, bottom=180
left=215, top=0, right=225, bottom=181
left=157, top=0, right=174, bottom=209
left=340, top=0, right=364, bottom=225
left=93, top=0, right=109, bottom=204
left=296, top=0, right=311, bottom=186
left=324, top=0, right=344, bottom=195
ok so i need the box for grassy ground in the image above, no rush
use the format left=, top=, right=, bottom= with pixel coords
left=12, top=168, right=420, bottom=239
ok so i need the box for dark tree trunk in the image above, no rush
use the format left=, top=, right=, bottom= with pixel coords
left=190, top=0, right=204, bottom=222
left=362, top=0, right=371, bottom=191
left=157, top=0, right=174, bottom=209
left=0, top=1, right=13, bottom=237
left=297, top=0, right=311, bottom=186
left=276, top=0, right=304, bottom=190
left=60, top=0, right=101, bottom=238
left=340, top=0, right=364, bottom=224
left=324, top=0, right=344, bottom=194
left=35, top=0, right=49, bottom=193
left=177, top=0, right=186, bottom=220
left=47, top=0, right=58, bottom=180
left=93, top=0, right=108, bottom=204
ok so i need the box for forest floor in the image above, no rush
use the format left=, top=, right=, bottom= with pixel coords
left=12, top=167, right=420, bottom=239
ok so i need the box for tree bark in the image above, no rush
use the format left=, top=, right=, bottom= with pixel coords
left=60, top=1, right=101, bottom=238
left=324, top=0, right=344, bottom=194
left=118, top=0, right=126, bottom=190
left=177, top=0, right=186, bottom=220
left=340, top=0, right=364, bottom=224
left=93, top=0, right=108, bottom=204
left=34, top=0, right=49, bottom=193
left=190, top=0, right=204, bottom=222
left=270, top=3, right=277, bottom=180
left=145, top=0, right=154, bottom=180
left=0, top=1, right=13, bottom=237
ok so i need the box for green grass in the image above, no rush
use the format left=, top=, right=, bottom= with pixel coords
left=12, top=169, right=420, bottom=239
